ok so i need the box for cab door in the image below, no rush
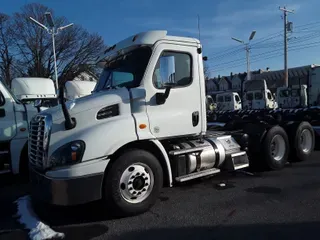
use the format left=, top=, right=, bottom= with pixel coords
left=144, top=42, right=202, bottom=138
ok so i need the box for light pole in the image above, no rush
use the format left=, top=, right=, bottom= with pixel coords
left=231, top=30, right=256, bottom=81
left=29, top=12, right=73, bottom=92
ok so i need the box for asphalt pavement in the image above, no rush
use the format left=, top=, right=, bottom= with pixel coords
left=1, top=152, right=320, bottom=240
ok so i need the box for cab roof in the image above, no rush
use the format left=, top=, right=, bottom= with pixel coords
left=96, top=30, right=200, bottom=65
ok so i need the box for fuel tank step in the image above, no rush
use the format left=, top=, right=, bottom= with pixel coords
left=169, top=146, right=207, bottom=156
left=175, top=168, right=221, bottom=182
left=222, top=151, right=249, bottom=171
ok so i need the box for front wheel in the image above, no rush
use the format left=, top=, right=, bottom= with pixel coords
left=103, top=149, right=163, bottom=217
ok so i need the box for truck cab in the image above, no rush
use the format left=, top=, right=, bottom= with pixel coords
left=215, top=92, right=242, bottom=111
left=0, top=77, right=56, bottom=175
left=243, top=79, right=277, bottom=110
left=276, top=85, right=308, bottom=109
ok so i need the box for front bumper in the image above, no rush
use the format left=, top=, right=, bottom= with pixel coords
left=29, top=160, right=108, bottom=206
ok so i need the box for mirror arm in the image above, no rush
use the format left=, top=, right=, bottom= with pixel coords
left=164, top=86, right=172, bottom=99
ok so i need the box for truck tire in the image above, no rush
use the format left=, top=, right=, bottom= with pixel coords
left=103, top=149, right=163, bottom=217
left=286, top=121, right=315, bottom=162
left=262, top=126, right=289, bottom=170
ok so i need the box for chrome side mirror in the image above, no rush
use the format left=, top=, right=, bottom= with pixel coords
left=34, top=99, right=43, bottom=108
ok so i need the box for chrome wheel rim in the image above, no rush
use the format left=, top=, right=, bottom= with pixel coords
left=119, top=163, right=154, bottom=204
left=300, top=129, right=313, bottom=153
left=270, top=134, right=286, bottom=161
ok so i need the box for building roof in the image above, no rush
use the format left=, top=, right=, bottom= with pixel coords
left=251, top=64, right=320, bottom=81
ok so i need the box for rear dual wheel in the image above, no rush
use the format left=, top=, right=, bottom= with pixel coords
left=261, top=122, right=314, bottom=170
left=286, top=121, right=315, bottom=162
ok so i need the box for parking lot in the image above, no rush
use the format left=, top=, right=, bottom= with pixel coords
left=1, top=152, right=320, bottom=240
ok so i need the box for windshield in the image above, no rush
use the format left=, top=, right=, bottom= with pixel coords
left=246, top=93, right=253, bottom=101
left=94, top=46, right=152, bottom=92
left=1, top=81, right=21, bottom=104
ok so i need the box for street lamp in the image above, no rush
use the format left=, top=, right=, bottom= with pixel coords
left=231, top=30, right=256, bottom=81
left=29, top=12, right=74, bottom=92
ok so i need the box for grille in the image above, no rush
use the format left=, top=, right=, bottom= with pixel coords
left=28, top=114, right=52, bottom=170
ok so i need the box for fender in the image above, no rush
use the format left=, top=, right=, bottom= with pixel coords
left=10, top=138, right=27, bottom=174
left=242, top=122, right=270, bottom=153
left=150, top=139, right=173, bottom=187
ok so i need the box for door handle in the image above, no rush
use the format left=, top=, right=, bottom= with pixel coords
left=192, top=111, right=199, bottom=127
left=0, top=109, right=5, bottom=118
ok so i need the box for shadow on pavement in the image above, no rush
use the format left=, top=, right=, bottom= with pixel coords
left=33, top=200, right=120, bottom=226
left=54, top=224, right=109, bottom=240
left=108, top=222, right=320, bottom=240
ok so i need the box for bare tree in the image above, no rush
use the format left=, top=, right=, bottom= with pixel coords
left=11, top=3, right=106, bottom=85
left=204, top=62, right=210, bottom=80
left=0, top=13, right=16, bottom=86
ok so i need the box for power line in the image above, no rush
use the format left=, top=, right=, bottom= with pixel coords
left=210, top=27, right=320, bottom=62
left=207, top=20, right=320, bottom=62
left=209, top=40, right=320, bottom=73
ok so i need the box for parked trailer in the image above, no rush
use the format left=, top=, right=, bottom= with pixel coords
left=208, top=107, right=318, bottom=158
left=28, top=30, right=315, bottom=218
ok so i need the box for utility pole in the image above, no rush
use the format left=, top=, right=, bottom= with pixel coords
left=279, top=6, right=294, bottom=87
left=231, top=30, right=256, bottom=81
left=245, top=43, right=250, bottom=80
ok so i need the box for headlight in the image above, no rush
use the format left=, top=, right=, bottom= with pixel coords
left=49, top=140, right=85, bottom=168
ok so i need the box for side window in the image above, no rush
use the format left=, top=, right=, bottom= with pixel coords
left=235, top=95, right=240, bottom=102
left=254, top=92, right=263, bottom=100
left=246, top=93, right=253, bottom=100
left=279, top=90, right=289, bottom=97
left=267, top=92, right=272, bottom=100
left=0, top=91, right=5, bottom=106
left=217, top=96, right=224, bottom=102
left=153, top=51, right=192, bottom=89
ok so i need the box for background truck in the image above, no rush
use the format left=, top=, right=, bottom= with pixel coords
left=216, top=91, right=242, bottom=111
left=276, top=84, right=308, bottom=108
left=0, top=77, right=56, bottom=176
left=243, top=79, right=277, bottom=110
left=28, top=30, right=315, bottom=218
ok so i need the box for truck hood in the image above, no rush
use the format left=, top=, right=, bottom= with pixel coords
left=43, top=88, right=130, bottom=121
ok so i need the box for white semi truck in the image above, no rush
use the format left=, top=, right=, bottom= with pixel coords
left=28, top=31, right=315, bottom=217
left=243, top=79, right=277, bottom=110
left=276, top=84, right=308, bottom=109
left=0, top=77, right=57, bottom=176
